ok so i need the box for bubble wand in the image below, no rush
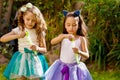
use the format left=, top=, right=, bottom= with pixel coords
left=25, top=30, right=44, bottom=75
left=71, top=39, right=80, bottom=64
left=26, top=31, right=37, bottom=55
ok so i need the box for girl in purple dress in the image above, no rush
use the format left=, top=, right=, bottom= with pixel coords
left=45, top=10, right=93, bottom=80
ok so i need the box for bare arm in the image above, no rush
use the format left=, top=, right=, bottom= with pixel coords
left=30, top=34, right=47, bottom=53
left=51, top=33, right=75, bottom=45
left=31, top=44, right=47, bottom=53
left=0, top=31, right=19, bottom=42
left=51, top=34, right=66, bottom=45
left=37, top=37, right=47, bottom=53
left=72, top=36, right=89, bottom=60
left=79, top=37, right=89, bottom=59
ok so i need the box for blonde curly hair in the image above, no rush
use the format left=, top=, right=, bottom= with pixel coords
left=16, top=3, right=47, bottom=47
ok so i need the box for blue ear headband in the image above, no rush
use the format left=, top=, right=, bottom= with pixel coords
left=62, top=10, right=68, bottom=16
left=63, top=10, right=80, bottom=17
left=74, top=10, right=80, bottom=17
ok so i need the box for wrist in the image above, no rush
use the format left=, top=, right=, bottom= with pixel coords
left=17, top=34, right=21, bottom=38
left=59, top=34, right=65, bottom=39
left=63, top=34, right=68, bottom=38
left=78, top=50, right=82, bottom=54
left=36, top=46, right=40, bottom=52
left=36, top=47, right=47, bottom=53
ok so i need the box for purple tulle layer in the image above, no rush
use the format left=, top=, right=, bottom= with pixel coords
left=45, top=60, right=92, bottom=80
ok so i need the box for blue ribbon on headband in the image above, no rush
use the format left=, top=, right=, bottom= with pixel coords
left=63, top=10, right=68, bottom=16
left=74, top=10, right=80, bottom=17
left=63, top=10, right=80, bottom=17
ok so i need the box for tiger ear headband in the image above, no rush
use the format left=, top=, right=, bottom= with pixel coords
left=62, top=10, right=80, bottom=17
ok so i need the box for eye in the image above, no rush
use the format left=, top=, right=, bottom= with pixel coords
left=26, top=18, right=30, bottom=21
left=72, top=24, right=76, bottom=27
left=32, top=19, right=36, bottom=22
left=67, top=24, right=70, bottom=27
left=66, top=23, right=70, bottom=27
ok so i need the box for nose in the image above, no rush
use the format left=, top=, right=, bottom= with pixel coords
left=28, top=20, right=32, bottom=24
left=70, top=26, right=73, bottom=30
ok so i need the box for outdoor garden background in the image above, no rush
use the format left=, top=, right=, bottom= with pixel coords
left=0, top=0, right=120, bottom=80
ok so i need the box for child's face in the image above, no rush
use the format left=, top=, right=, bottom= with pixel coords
left=65, top=16, right=79, bottom=35
left=23, top=11, right=36, bottom=29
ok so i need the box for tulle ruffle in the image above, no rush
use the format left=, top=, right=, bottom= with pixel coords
left=45, top=60, right=92, bottom=80
left=4, top=48, right=48, bottom=79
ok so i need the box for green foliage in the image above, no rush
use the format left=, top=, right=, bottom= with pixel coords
left=91, top=70, right=120, bottom=80
left=1, top=0, right=120, bottom=70
left=107, top=44, right=120, bottom=68
left=0, top=43, right=13, bottom=59
left=89, top=33, right=106, bottom=70
left=82, top=0, right=120, bottom=70
left=0, top=65, right=6, bottom=80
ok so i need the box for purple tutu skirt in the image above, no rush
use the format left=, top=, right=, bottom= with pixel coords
left=45, top=59, right=92, bottom=80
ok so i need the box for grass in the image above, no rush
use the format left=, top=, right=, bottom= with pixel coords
left=90, top=70, right=120, bottom=80
left=0, top=64, right=120, bottom=80
left=0, top=64, right=7, bottom=80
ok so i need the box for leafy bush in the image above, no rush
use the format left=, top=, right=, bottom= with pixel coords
left=0, top=43, right=13, bottom=59
left=1, top=0, right=119, bottom=70
left=82, top=0, right=120, bottom=70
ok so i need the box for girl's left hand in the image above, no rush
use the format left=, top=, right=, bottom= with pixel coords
left=30, top=44, right=39, bottom=51
left=72, top=47, right=79, bottom=54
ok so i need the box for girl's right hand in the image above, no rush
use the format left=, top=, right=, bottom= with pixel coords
left=65, top=34, right=75, bottom=41
left=18, top=31, right=26, bottom=38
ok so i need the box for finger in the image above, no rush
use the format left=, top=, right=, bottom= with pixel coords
left=30, top=45, right=34, bottom=49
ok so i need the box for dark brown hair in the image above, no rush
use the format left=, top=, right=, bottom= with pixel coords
left=63, top=12, right=87, bottom=37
